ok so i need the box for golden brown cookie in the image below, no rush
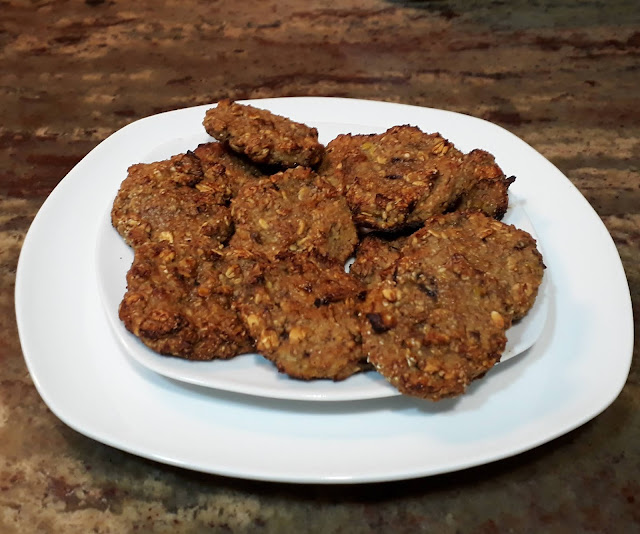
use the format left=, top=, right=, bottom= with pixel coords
left=408, top=211, right=545, bottom=321
left=111, top=151, right=232, bottom=250
left=361, top=210, right=545, bottom=400
left=230, top=166, right=358, bottom=263
left=234, top=255, right=370, bottom=381
left=362, top=260, right=510, bottom=400
left=119, top=242, right=254, bottom=361
left=455, top=149, right=515, bottom=220
left=319, top=126, right=514, bottom=230
left=318, top=126, right=470, bottom=230
left=192, top=141, right=264, bottom=197
left=349, top=233, right=409, bottom=286
left=203, top=99, right=324, bottom=168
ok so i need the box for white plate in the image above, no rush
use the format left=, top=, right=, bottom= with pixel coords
left=16, top=97, right=633, bottom=483
left=96, top=194, right=549, bottom=401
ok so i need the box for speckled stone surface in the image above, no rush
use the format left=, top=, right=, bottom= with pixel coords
left=1, top=0, right=639, bottom=532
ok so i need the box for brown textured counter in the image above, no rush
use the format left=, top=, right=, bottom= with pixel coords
left=1, top=0, right=639, bottom=531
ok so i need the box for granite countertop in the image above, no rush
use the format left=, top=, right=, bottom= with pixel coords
left=1, top=0, right=638, bottom=531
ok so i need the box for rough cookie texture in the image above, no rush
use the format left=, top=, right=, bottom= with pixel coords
left=119, top=242, right=254, bottom=361
left=192, top=141, right=264, bottom=197
left=455, top=149, right=515, bottom=220
left=361, top=211, right=544, bottom=400
left=111, top=151, right=233, bottom=250
left=111, top=108, right=541, bottom=388
left=230, top=166, right=358, bottom=263
left=349, top=233, right=409, bottom=286
left=362, top=262, right=509, bottom=400
left=203, top=99, right=324, bottom=168
left=408, top=210, right=545, bottom=321
left=234, top=255, right=370, bottom=381
left=319, top=125, right=513, bottom=230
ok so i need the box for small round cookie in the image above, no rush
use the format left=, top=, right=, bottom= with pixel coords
left=230, top=166, right=358, bottom=263
left=119, top=242, right=254, bottom=361
left=319, top=125, right=473, bottom=230
left=111, top=151, right=232, bottom=249
left=235, top=255, right=370, bottom=381
left=203, top=99, right=324, bottom=168
left=192, top=141, right=264, bottom=197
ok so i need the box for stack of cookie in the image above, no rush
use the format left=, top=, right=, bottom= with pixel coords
left=111, top=100, right=544, bottom=400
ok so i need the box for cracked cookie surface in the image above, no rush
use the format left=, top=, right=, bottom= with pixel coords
left=235, top=255, right=370, bottom=381
left=119, top=242, right=254, bottom=361
left=203, top=99, right=324, bottom=168
left=230, top=166, right=358, bottom=263
left=111, top=151, right=232, bottom=250
left=361, top=211, right=544, bottom=400
left=319, top=125, right=514, bottom=230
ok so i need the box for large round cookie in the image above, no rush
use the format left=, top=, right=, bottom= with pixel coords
left=119, top=242, right=254, bottom=361
left=319, top=125, right=514, bottom=230
left=230, top=166, right=358, bottom=263
left=361, top=211, right=544, bottom=400
left=111, top=151, right=232, bottom=250
left=203, top=99, right=324, bottom=168
left=235, top=255, right=370, bottom=381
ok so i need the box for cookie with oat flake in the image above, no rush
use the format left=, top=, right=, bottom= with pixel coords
left=203, top=99, right=324, bottom=168
left=230, top=166, right=358, bottom=263
left=119, top=241, right=254, bottom=361
left=235, top=254, right=370, bottom=381
left=319, top=125, right=514, bottom=231
left=361, top=211, right=544, bottom=400
left=111, top=151, right=232, bottom=250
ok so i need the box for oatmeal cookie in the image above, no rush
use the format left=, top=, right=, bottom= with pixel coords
left=455, top=149, right=514, bottom=220
left=230, top=166, right=358, bottom=263
left=318, top=125, right=472, bottom=230
left=203, top=99, right=324, bottom=168
left=319, top=126, right=514, bottom=230
left=408, top=211, right=545, bottom=321
left=111, top=151, right=232, bottom=249
left=349, top=233, right=409, bottom=286
left=119, top=242, right=254, bottom=361
left=192, top=141, right=264, bottom=197
left=235, top=255, right=369, bottom=381
left=362, top=256, right=510, bottom=400
left=316, top=132, right=364, bottom=193
left=361, top=210, right=544, bottom=400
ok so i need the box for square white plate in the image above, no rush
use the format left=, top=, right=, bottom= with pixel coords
left=16, top=97, right=633, bottom=483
